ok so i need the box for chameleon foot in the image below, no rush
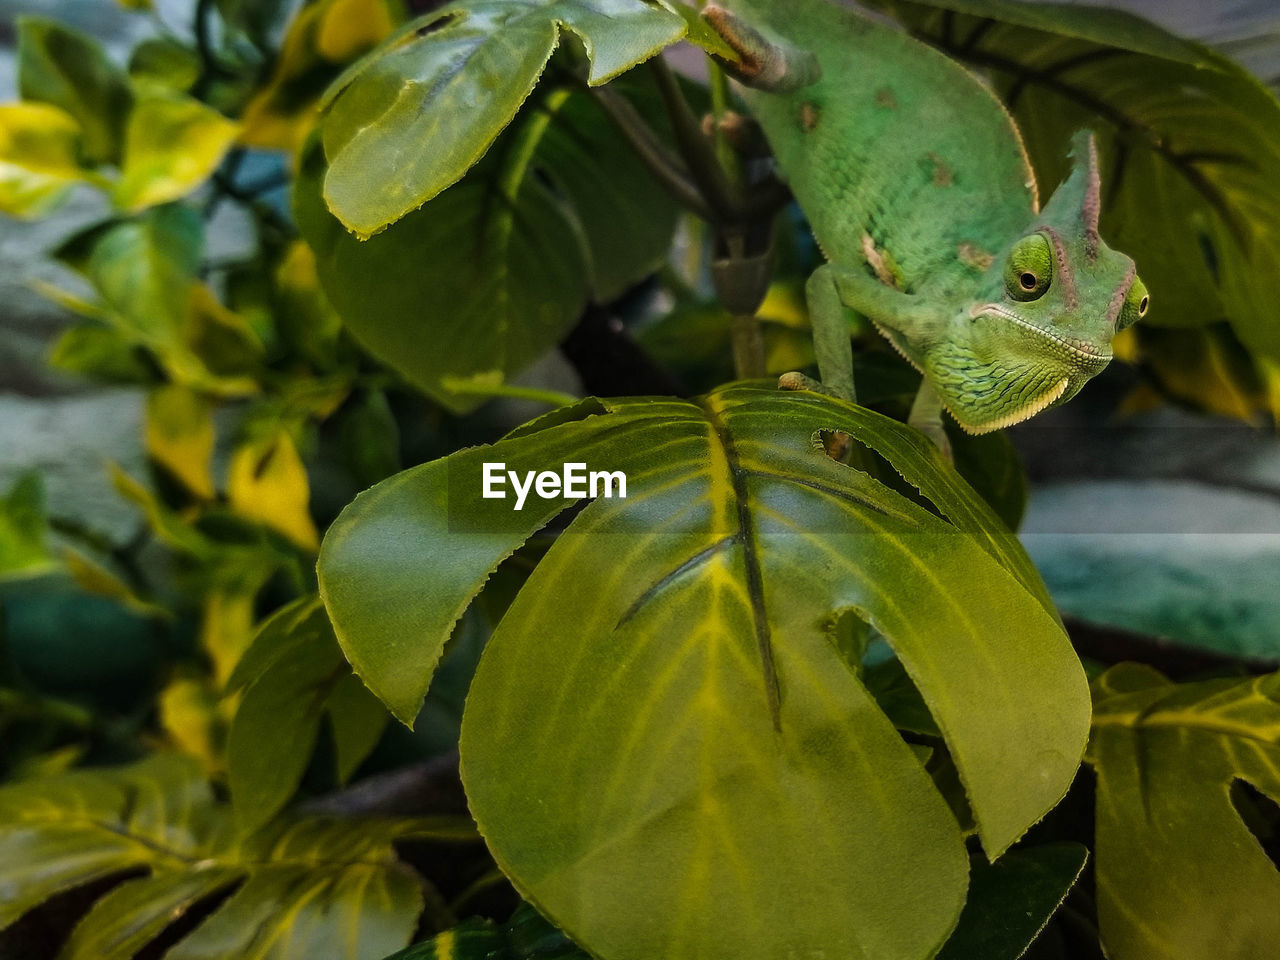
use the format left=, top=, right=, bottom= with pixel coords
left=910, top=418, right=953, bottom=463
left=779, top=371, right=834, bottom=395
left=703, top=4, right=821, bottom=92
left=908, top=379, right=953, bottom=462
left=699, top=110, right=770, bottom=157
left=779, top=373, right=855, bottom=462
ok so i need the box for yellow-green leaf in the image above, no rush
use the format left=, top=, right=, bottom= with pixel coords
left=239, top=0, right=400, bottom=152
left=200, top=589, right=259, bottom=689
left=1089, top=665, right=1280, bottom=960
left=128, top=38, right=201, bottom=94
left=228, top=430, right=320, bottom=552
left=0, top=101, right=86, bottom=218
left=0, top=473, right=57, bottom=581
left=17, top=17, right=133, bottom=165
left=113, top=93, right=241, bottom=212
left=321, top=385, right=1086, bottom=960
left=158, top=675, right=227, bottom=772
left=64, top=549, right=167, bottom=619
left=146, top=384, right=216, bottom=499
left=0, top=755, right=459, bottom=959
left=55, top=203, right=203, bottom=349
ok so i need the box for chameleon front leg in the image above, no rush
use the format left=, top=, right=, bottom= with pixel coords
left=907, top=379, right=953, bottom=462
left=779, top=264, right=857, bottom=401
left=831, top=266, right=957, bottom=458
left=703, top=4, right=821, bottom=92
left=784, top=263, right=956, bottom=457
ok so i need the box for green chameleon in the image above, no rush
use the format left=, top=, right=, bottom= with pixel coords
left=704, top=0, right=1149, bottom=454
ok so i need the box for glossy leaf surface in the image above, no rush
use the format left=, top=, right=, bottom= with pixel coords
left=936, top=844, right=1087, bottom=960
left=318, top=0, right=686, bottom=235
left=227, top=596, right=388, bottom=833
left=296, top=79, right=678, bottom=412
left=1088, top=664, right=1280, bottom=960
left=321, top=384, right=1088, bottom=960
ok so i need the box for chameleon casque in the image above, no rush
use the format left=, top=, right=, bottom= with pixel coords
left=704, top=0, right=1149, bottom=451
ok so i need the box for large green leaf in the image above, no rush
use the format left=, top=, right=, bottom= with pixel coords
left=936, top=844, right=1088, bottom=960
left=317, top=0, right=687, bottom=235
left=0, top=754, right=471, bottom=960
left=532, top=79, right=682, bottom=302
left=320, top=384, right=1087, bottom=960
left=227, top=595, right=389, bottom=834
left=1088, top=664, right=1280, bottom=960
left=17, top=17, right=134, bottom=165
left=296, top=78, right=679, bottom=413
left=881, top=0, right=1280, bottom=363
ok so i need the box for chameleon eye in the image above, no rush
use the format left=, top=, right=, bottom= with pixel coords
left=1004, top=234, right=1053, bottom=301
left=1117, top=276, right=1149, bottom=331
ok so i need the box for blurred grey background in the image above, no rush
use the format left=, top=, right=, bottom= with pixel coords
left=2, top=0, right=1280, bottom=660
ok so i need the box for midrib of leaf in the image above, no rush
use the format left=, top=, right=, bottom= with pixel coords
left=1093, top=706, right=1280, bottom=746
left=12, top=808, right=416, bottom=875
left=476, top=85, right=575, bottom=372
left=73, top=817, right=202, bottom=869
left=701, top=391, right=782, bottom=730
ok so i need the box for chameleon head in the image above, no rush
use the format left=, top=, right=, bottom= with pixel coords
left=928, top=131, right=1148, bottom=434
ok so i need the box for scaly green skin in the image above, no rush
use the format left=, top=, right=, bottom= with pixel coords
left=708, top=0, right=1148, bottom=441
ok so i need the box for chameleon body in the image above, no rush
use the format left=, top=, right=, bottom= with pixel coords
left=706, top=0, right=1148, bottom=446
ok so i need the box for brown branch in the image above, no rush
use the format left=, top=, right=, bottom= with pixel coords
left=300, top=749, right=468, bottom=818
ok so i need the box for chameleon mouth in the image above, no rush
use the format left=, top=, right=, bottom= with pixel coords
left=972, top=304, right=1113, bottom=364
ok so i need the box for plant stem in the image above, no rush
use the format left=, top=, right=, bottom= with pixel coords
left=204, top=147, right=245, bottom=219
left=498, top=88, right=572, bottom=203
left=731, top=314, right=766, bottom=379
left=446, top=868, right=508, bottom=914
left=589, top=85, right=715, bottom=221
left=647, top=56, right=743, bottom=222
left=191, top=0, right=232, bottom=99
left=706, top=58, right=744, bottom=195
left=208, top=164, right=295, bottom=238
